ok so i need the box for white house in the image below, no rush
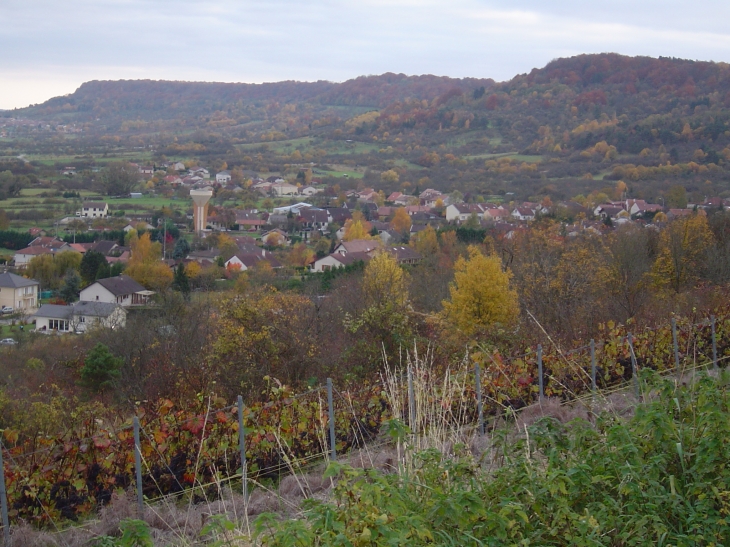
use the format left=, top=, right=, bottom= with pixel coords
left=271, top=182, right=299, bottom=196
left=299, top=186, right=320, bottom=197
left=310, top=252, right=371, bottom=272
left=224, top=253, right=282, bottom=271
left=216, top=170, right=232, bottom=184
left=79, top=275, right=154, bottom=307
left=445, top=203, right=484, bottom=222
left=34, top=301, right=126, bottom=333
left=511, top=207, right=536, bottom=221
left=0, top=272, right=39, bottom=311
left=13, top=244, right=74, bottom=268
left=81, top=202, right=109, bottom=218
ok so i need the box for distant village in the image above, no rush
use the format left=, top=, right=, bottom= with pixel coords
left=0, top=159, right=722, bottom=336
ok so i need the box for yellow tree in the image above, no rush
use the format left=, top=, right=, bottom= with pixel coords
left=53, top=250, right=82, bottom=278
left=209, top=288, right=318, bottom=394
left=217, top=234, right=239, bottom=261
left=390, top=207, right=412, bottom=235
left=350, top=251, right=411, bottom=359
left=125, top=232, right=173, bottom=290
left=411, top=225, right=439, bottom=256
left=288, top=242, right=315, bottom=268
left=27, top=254, right=57, bottom=289
left=442, top=246, right=519, bottom=336
left=343, top=218, right=373, bottom=241
left=653, top=213, right=713, bottom=293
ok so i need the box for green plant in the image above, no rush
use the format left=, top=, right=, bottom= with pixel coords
left=257, top=371, right=730, bottom=546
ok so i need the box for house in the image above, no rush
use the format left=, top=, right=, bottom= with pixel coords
left=13, top=244, right=74, bottom=268
left=216, top=170, right=232, bottom=184
left=261, top=229, right=290, bottom=246
left=626, top=199, right=663, bottom=217
left=446, top=203, right=485, bottom=222
left=387, top=192, right=403, bottom=202
left=123, top=222, right=155, bottom=232
left=271, top=182, right=299, bottom=196
left=387, top=246, right=422, bottom=265
left=172, top=162, right=186, bottom=171
left=79, top=275, right=154, bottom=307
left=594, top=204, right=625, bottom=221
left=272, top=203, right=313, bottom=216
left=484, top=207, right=510, bottom=221
left=311, top=251, right=372, bottom=272
left=394, top=194, right=415, bottom=206
left=0, top=272, right=39, bottom=311
left=225, top=253, right=283, bottom=271
left=186, top=249, right=221, bottom=264
left=234, top=211, right=266, bottom=231
left=357, top=188, right=377, bottom=202
left=325, top=207, right=352, bottom=225
left=511, top=207, right=535, bottom=221
left=299, top=209, right=331, bottom=234
left=89, top=240, right=120, bottom=257
left=81, top=202, right=109, bottom=218
left=34, top=301, right=126, bottom=333
left=299, top=186, right=320, bottom=197
left=333, top=239, right=382, bottom=255
left=138, top=166, right=154, bottom=176
left=189, top=167, right=210, bottom=179
left=29, top=236, right=66, bottom=248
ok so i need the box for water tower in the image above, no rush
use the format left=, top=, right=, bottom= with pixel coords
left=190, top=188, right=213, bottom=233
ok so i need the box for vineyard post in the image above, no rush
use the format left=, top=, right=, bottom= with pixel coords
left=327, top=378, right=336, bottom=462
left=628, top=334, right=639, bottom=398
left=672, top=318, right=680, bottom=378
left=475, top=363, right=484, bottom=435
left=712, top=315, right=718, bottom=370
left=133, top=417, right=144, bottom=515
left=0, top=439, right=9, bottom=546
left=590, top=339, right=596, bottom=395
left=537, top=344, right=544, bottom=402
left=407, top=367, right=415, bottom=433
left=237, top=396, right=247, bottom=499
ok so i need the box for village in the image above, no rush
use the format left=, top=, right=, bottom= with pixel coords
left=0, top=158, right=723, bottom=338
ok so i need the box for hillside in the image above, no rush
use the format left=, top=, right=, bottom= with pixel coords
left=3, top=53, right=730, bottom=204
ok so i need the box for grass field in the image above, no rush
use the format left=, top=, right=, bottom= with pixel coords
left=24, top=151, right=155, bottom=166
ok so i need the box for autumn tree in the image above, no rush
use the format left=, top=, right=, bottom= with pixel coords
left=653, top=213, right=713, bottom=293
left=390, top=207, right=412, bottom=235
left=607, top=224, right=655, bottom=319
left=343, top=211, right=373, bottom=242
left=209, top=289, right=319, bottom=395
left=125, top=232, right=173, bottom=291
left=100, top=162, right=140, bottom=196
left=27, top=254, right=56, bottom=289
left=347, top=251, right=411, bottom=360
left=53, top=250, right=82, bottom=279
left=380, top=169, right=399, bottom=184
left=666, top=185, right=688, bottom=209
left=289, top=242, right=315, bottom=268
left=411, top=225, right=439, bottom=257
left=442, top=246, right=518, bottom=337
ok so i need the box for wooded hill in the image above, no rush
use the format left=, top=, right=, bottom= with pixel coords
left=5, top=53, right=730, bottom=204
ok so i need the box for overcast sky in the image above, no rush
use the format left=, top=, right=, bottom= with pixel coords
left=2, top=0, right=730, bottom=110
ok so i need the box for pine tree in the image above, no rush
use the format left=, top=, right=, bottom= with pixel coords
left=58, top=269, right=82, bottom=303
left=172, top=263, right=190, bottom=298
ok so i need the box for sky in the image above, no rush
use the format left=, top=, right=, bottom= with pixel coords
left=2, top=0, right=730, bottom=110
